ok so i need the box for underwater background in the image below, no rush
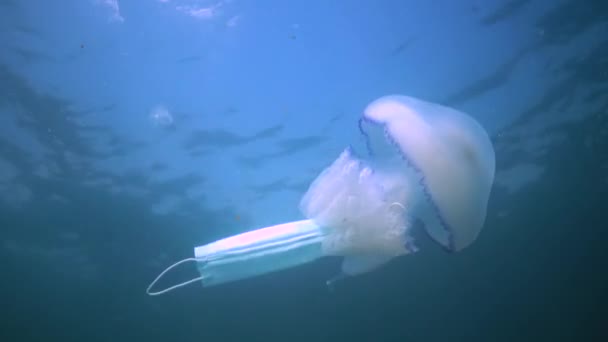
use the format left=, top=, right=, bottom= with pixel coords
left=1, top=0, right=607, bottom=341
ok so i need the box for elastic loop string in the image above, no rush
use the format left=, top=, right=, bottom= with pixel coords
left=146, top=258, right=203, bottom=296
left=389, top=202, right=405, bottom=212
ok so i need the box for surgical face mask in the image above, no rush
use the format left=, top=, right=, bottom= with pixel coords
left=146, top=95, right=495, bottom=295
left=147, top=219, right=328, bottom=295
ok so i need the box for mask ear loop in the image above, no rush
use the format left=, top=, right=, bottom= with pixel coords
left=146, top=258, right=205, bottom=296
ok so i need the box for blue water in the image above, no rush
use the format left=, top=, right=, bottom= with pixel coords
left=1, top=0, right=607, bottom=341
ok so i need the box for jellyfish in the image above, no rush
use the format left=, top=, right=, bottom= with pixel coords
left=146, top=95, right=496, bottom=295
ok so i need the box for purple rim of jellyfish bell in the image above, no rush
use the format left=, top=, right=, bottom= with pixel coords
left=358, top=116, right=456, bottom=252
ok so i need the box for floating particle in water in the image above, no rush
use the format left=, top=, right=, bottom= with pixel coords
left=149, top=105, right=174, bottom=127
left=288, top=23, right=299, bottom=40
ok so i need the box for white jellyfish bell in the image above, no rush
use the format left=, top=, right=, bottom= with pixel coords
left=146, top=95, right=496, bottom=295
